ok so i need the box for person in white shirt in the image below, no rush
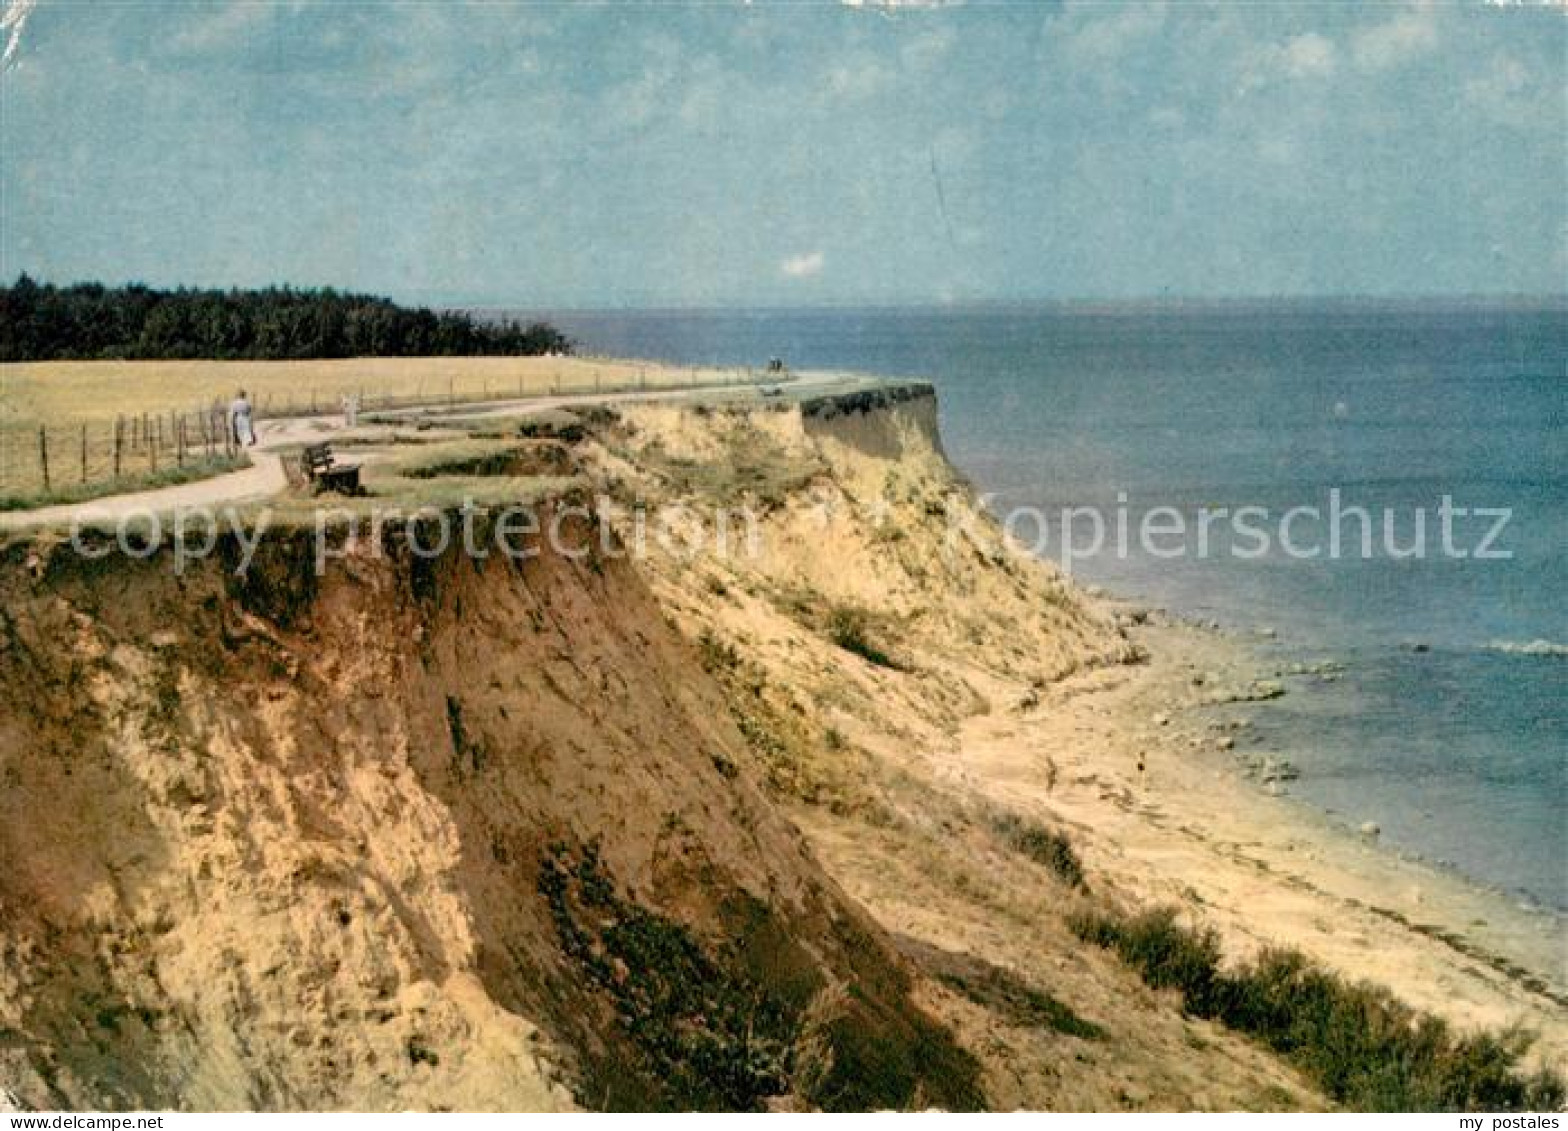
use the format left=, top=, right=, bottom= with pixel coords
left=230, top=390, right=256, bottom=447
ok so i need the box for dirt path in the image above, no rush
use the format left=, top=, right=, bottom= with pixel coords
left=0, top=428, right=292, bottom=531
left=0, top=375, right=845, bottom=532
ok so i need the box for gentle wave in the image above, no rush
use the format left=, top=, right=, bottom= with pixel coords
left=1485, top=639, right=1568, bottom=658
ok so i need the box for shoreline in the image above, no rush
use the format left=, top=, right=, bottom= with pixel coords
left=2, top=377, right=1559, bottom=1109
left=1111, top=599, right=1567, bottom=924
left=975, top=599, right=1567, bottom=1065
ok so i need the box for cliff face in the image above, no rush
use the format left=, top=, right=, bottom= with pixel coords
left=574, top=388, right=1326, bottom=1111
left=0, top=492, right=979, bottom=1110
left=0, top=384, right=1325, bottom=1112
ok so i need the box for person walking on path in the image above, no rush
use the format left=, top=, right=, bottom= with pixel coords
left=230, top=389, right=256, bottom=447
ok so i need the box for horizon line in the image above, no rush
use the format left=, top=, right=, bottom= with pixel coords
left=7, top=273, right=1565, bottom=315
left=459, top=293, right=1568, bottom=316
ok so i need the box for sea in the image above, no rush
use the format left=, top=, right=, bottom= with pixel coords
left=529, top=302, right=1567, bottom=913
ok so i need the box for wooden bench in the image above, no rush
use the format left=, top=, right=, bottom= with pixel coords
left=299, top=442, right=362, bottom=495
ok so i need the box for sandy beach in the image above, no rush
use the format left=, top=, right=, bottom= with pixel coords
left=605, top=390, right=1567, bottom=1103
left=2, top=382, right=1559, bottom=1110
left=955, top=607, right=1566, bottom=1060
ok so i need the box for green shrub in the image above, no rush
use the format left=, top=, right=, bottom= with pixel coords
left=1070, top=905, right=1565, bottom=1112
left=827, top=606, right=901, bottom=670
left=991, top=811, right=1085, bottom=889
left=698, top=628, right=741, bottom=673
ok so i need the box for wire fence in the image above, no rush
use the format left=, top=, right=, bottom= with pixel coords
left=3, top=404, right=242, bottom=501
left=0, top=363, right=773, bottom=500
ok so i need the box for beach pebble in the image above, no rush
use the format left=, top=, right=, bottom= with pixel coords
left=1215, top=736, right=1235, bottom=751
left=1261, top=756, right=1298, bottom=783
left=1154, top=713, right=1171, bottom=727
left=1359, top=821, right=1381, bottom=839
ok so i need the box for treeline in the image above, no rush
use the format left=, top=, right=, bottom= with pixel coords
left=0, top=275, right=572, bottom=361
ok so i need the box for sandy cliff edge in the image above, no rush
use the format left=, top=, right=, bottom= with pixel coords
left=0, top=379, right=1559, bottom=1110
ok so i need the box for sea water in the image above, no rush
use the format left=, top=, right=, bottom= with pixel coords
left=539, top=302, right=1567, bottom=911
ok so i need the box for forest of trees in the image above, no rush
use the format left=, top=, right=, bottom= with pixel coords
left=0, top=276, right=573, bottom=361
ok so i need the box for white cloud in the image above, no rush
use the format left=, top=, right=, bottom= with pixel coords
left=167, top=1, right=272, bottom=55
left=824, top=55, right=894, bottom=101
left=781, top=251, right=825, bottom=278
left=1282, top=33, right=1337, bottom=79
left=1, top=0, right=39, bottom=70
left=1464, top=51, right=1539, bottom=125
left=1237, top=32, right=1338, bottom=93
left=1061, top=2, right=1166, bottom=66
left=900, top=26, right=955, bottom=71
left=1352, top=3, right=1439, bottom=72
left=841, top=0, right=964, bottom=9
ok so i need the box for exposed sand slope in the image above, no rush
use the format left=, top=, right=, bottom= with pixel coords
left=0, top=495, right=978, bottom=1110
left=2, top=384, right=1558, bottom=1111
left=584, top=388, right=1563, bottom=1106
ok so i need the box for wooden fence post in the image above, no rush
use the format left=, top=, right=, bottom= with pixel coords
left=38, top=426, right=49, bottom=492
left=114, top=417, right=123, bottom=479
left=80, top=424, right=87, bottom=484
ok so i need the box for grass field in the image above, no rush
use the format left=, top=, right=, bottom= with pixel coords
left=0, top=354, right=757, bottom=498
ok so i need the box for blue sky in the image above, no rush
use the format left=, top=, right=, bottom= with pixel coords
left=0, top=1, right=1563, bottom=307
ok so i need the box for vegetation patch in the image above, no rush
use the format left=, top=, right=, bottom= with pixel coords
left=220, top=529, right=320, bottom=629
left=516, top=411, right=589, bottom=442
left=826, top=605, right=903, bottom=671
left=538, top=841, right=980, bottom=1111
left=385, top=439, right=528, bottom=481
left=0, top=454, right=249, bottom=512
left=989, top=810, right=1085, bottom=889
left=2, top=276, right=570, bottom=361
left=538, top=841, right=798, bottom=1110
left=697, top=628, right=742, bottom=673
left=899, top=937, right=1105, bottom=1041
left=631, top=422, right=823, bottom=508
left=1069, top=905, right=1565, bottom=1112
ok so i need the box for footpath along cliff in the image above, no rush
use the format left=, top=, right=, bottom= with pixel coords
left=0, top=383, right=1558, bottom=1111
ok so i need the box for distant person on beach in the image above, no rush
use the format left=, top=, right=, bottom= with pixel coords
left=341, top=392, right=359, bottom=429
left=230, top=390, right=256, bottom=447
